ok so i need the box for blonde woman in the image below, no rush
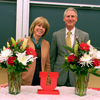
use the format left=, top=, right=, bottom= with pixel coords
left=0, top=17, right=51, bottom=87
left=22, top=16, right=51, bottom=85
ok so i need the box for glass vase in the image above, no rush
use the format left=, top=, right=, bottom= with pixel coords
left=75, top=74, right=88, bottom=96
left=8, top=72, right=22, bottom=95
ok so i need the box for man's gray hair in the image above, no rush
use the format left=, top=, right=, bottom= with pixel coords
left=63, top=7, right=78, bottom=17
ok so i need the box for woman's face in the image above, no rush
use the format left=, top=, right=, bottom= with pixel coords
left=34, top=23, right=46, bottom=38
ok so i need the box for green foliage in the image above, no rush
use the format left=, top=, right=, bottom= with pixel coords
left=64, top=67, right=69, bottom=71
left=62, top=45, right=74, bottom=53
left=17, top=41, right=23, bottom=47
left=61, top=61, right=67, bottom=68
left=90, top=72, right=100, bottom=77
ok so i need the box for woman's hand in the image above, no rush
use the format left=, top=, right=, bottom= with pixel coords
left=0, top=83, right=8, bottom=89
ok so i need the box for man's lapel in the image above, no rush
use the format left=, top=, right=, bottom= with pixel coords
left=61, top=28, right=66, bottom=46
left=61, top=28, right=69, bottom=54
left=72, top=28, right=79, bottom=49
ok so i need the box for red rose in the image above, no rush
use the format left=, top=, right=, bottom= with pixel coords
left=7, top=56, right=16, bottom=66
left=67, top=54, right=76, bottom=63
left=92, top=58, right=100, bottom=66
left=26, top=47, right=37, bottom=57
left=6, top=47, right=10, bottom=49
left=80, top=43, right=90, bottom=51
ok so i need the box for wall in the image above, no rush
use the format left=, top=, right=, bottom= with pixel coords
left=29, top=3, right=100, bottom=48
left=0, top=1, right=16, bottom=49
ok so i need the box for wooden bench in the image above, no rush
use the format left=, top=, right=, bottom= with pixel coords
left=88, top=70, right=100, bottom=88
left=0, top=69, right=8, bottom=85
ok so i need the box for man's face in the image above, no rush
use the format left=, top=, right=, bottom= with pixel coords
left=63, top=10, right=77, bottom=29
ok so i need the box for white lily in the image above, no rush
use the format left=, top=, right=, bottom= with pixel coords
left=96, top=51, right=100, bottom=59
left=89, top=46, right=97, bottom=56
left=87, top=40, right=91, bottom=45
left=21, top=38, right=28, bottom=52
left=7, top=42, right=10, bottom=48
left=16, top=51, right=33, bottom=65
left=89, top=45, right=100, bottom=59
left=0, top=49, right=12, bottom=61
left=79, top=53, right=93, bottom=67
left=3, top=46, right=6, bottom=51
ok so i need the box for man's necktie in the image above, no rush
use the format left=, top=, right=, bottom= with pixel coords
left=66, top=31, right=71, bottom=53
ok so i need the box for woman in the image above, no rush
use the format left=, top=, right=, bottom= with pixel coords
left=22, top=16, right=51, bottom=85
left=0, top=16, right=51, bottom=87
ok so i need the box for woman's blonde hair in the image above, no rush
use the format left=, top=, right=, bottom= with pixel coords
left=29, top=17, right=50, bottom=38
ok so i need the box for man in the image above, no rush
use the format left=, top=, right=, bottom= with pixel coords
left=50, top=7, right=89, bottom=86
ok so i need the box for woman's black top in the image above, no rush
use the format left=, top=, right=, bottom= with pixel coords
left=31, top=48, right=41, bottom=85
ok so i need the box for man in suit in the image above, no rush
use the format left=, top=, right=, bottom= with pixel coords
left=50, top=7, right=89, bottom=86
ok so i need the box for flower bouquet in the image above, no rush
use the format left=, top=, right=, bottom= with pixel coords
left=61, top=36, right=100, bottom=96
left=0, top=37, right=37, bottom=95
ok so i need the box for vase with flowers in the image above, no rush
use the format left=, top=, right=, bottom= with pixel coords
left=61, top=36, right=100, bottom=96
left=0, top=37, right=37, bottom=95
